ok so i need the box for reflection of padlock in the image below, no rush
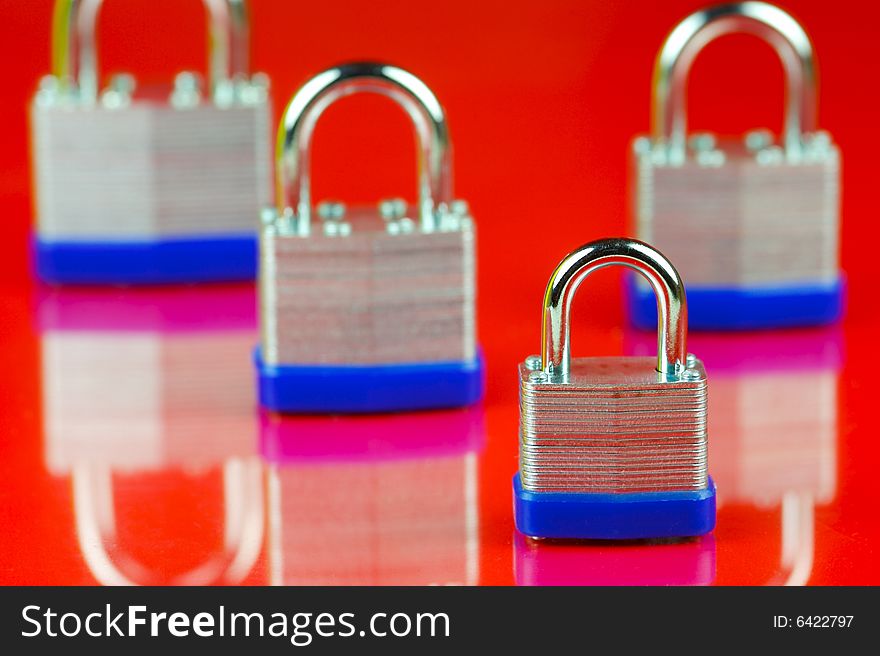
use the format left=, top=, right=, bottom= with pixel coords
left=698, top=330, right=838, bottom=585
left=624, top=326, right=839, bottom=503
left=255, top=62, right=484, bottom=414
left=32, top=0, right=271, bottom=284
left=70, top=461, right=264, bottom=585
left=40, top=285, right=258, bottom=472
left=626, top=326, right=841, bottom=584
left=261, top=408, right=484, bottom=585
left=514, top=532, right=716, bottom=586
left=514, top=238, right=715, bottom=540
left=701, top=331, right=839, bottom=508
left=39, top=285, right=264, bottom=584
left=627, top=2, right=844, bottom=330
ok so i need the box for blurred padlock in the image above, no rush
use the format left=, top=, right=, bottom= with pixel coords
left=32, top=0, right=271, bottom=284
left=39, top=285, right=264, bottom=584
left=514, top=238, right=716, bottom=540
left=628, top=2, right=844, bottom=330
left=256, top=62, right=484, bottom=414
left=260, top=408, right=485, bottom=585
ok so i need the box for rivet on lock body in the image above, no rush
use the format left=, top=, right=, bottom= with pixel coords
left=513, top=238, right=716, bottom=540
left=255, top=62, right=484, bottom=414
left=627, top=2, right=844, bottom=330
left=31, top=0, right=272, bottom=284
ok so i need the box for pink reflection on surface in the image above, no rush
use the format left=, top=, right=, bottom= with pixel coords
left=37, top=283, right=257, bottom=332
left=260, top=406, right=486, bottom=463
left=514, top=532, right=716, bottom=586
left=262, top=407, right=486, bottom=586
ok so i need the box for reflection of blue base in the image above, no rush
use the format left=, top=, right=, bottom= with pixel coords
left=513, top=473, right=716, bottom=540
left=35, top=235, right=257, bottom=284
left=627, top=275, right=845, bottom=331
left=255, top=347, right=486, bottom=414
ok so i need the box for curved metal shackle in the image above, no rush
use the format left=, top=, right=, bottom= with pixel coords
left=542, top=238, right=687, bottom=379
left=652, top=1, right=817, bottom=161
left=51, top=0, right=250, bottom=103
left=276, top=62, right=452, bottom=230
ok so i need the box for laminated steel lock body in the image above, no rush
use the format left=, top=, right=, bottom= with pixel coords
left=628, top=1, right=844, bottom=330
left=514, top=238, right=716, bottom=540
left=32, top=0, right=271, bottom=284
left=255, top=62, right=484, bottom=414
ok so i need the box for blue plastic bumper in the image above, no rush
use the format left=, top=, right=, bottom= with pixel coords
left=34, top=235, right=257, bottom=285
left=255, top=347, right=486, bottom=414
left=626, top=275, right=845, bottom=331
left=513, top=473, right=716, bottom=540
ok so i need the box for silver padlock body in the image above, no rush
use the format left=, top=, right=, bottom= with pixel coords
left=632, top=136, right=840, bottom=287
left=260, top=207, right=476, bottom=366
left=271, top=454, right=476, bottom=585
left=32, top=94, right=272, bottom=240
left=519, top=356, right=708, bottom=494
left=42, top=329, right=255, bottom=474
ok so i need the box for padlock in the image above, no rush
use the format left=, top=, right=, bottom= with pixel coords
left=627, top=1, right=844, bottom=330
left=513, top=238, right=716, bottom=540
left=255, top=62, right=484, bottom=414
left=31, top=0, right=271, bottom=284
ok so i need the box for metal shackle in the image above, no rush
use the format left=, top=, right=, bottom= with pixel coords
left=652, top=1, right=817, bottom=162
left=51, top=0, right=250, bottom=103
left=275, top=62, right=452, bottom=231
left=542, top=238, right=687, bottom=379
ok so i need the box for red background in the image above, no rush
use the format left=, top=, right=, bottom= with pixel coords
left=0, top=0, right=877, bottom=585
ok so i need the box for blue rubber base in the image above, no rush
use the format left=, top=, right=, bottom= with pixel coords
left=34, top=235, right=257, bottom=285
left=513, top=473, right=716, bottom=540
left=256, top=347, right=486, bottom=414
left=627, top=275, right=845, bottom=331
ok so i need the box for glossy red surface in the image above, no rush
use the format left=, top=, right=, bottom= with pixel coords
left=0, top=0, right=878, bottom=585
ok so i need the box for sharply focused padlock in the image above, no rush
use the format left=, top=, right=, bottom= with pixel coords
left=31, top=0, right=271, bottom=284
left=514, top=238, right=716, bottom=540
left=255, top=62, right=484, bottom=414
left=628, top=1, right=844, bottom=330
